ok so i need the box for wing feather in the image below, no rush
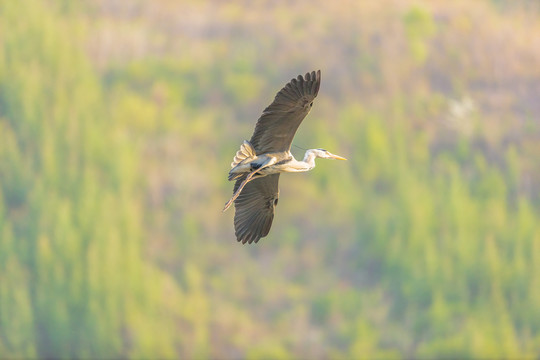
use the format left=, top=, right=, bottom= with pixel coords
left=249, top=70, right=321, bottom=154
left=233, top=174, right=280, bottom=244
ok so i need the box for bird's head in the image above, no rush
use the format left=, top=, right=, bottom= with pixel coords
left=312, top=148, right=347, bottom=160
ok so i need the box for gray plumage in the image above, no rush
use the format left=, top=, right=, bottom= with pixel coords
left=250, top=70, right=321, bottom=154
left=233, top=174, right=280, bottom=244
left=224, top=70, right=346, bottom=244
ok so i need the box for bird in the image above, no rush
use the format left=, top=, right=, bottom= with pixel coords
left=223, top=70, right=347, bottom=244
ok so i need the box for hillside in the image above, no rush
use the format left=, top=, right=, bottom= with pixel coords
left=1, top=0, right=540, bottom=358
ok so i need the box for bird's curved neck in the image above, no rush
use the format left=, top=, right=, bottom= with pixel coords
left=301, top=150, right=318, bottom=170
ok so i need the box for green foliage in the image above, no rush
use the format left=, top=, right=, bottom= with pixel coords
left=1, top=0, right=540, bottom=358
left=0, top=0, right=183, bottom=358
left=403, top=6, right=437, bottom=65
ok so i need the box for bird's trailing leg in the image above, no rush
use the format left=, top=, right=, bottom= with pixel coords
left=222, top=171, right=258, bottom=212
left=222, top=157, right=276, bottom=212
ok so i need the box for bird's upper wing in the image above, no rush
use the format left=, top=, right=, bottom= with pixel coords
left=234, top=174, right=280, bottom=244
left=250, top=70, right=321, bottom=154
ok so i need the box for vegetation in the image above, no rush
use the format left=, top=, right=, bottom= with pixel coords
left=1, top=0, right=539, bottom=358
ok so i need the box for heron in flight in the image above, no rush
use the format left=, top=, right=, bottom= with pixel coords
left=224, top=70, right=347, bottom=244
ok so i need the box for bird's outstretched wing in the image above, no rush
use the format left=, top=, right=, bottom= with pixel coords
left=250, top=70, right=321, bottom=154
left=233, top=174, right=280, bottom=244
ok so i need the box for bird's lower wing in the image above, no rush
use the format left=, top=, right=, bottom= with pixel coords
left=234, top=174, right=280, bottom=244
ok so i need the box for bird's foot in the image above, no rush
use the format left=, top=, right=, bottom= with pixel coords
left=222, top=169, right=261, bottom=212
left=222, top=197, right=234, bottom=212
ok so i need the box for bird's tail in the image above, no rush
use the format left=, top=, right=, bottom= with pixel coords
left=228, top=141, right=256, bottom=181
left=231, top=140, right=256, bottom=168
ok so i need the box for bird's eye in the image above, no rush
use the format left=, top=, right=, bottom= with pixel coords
left=309, top=102, right=313, bottom=107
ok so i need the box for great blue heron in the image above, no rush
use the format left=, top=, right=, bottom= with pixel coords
left=224, top=70, right=347, bottom=244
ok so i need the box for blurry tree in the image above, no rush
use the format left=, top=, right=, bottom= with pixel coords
left=1, top=0, right=540, bottom=358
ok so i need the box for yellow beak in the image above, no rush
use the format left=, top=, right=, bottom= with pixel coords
left=330, top=153, right=347, bottom=161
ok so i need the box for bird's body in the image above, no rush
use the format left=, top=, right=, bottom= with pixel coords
left=224, top=70, right=347, bottom=244
left=229, top=148, right=341, bottom=180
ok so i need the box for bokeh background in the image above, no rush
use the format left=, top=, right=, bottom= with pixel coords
left=1, top=0, right=540, bottom=358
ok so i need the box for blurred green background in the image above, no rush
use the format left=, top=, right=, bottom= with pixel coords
left=1, top=0, right=540, bottom=358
